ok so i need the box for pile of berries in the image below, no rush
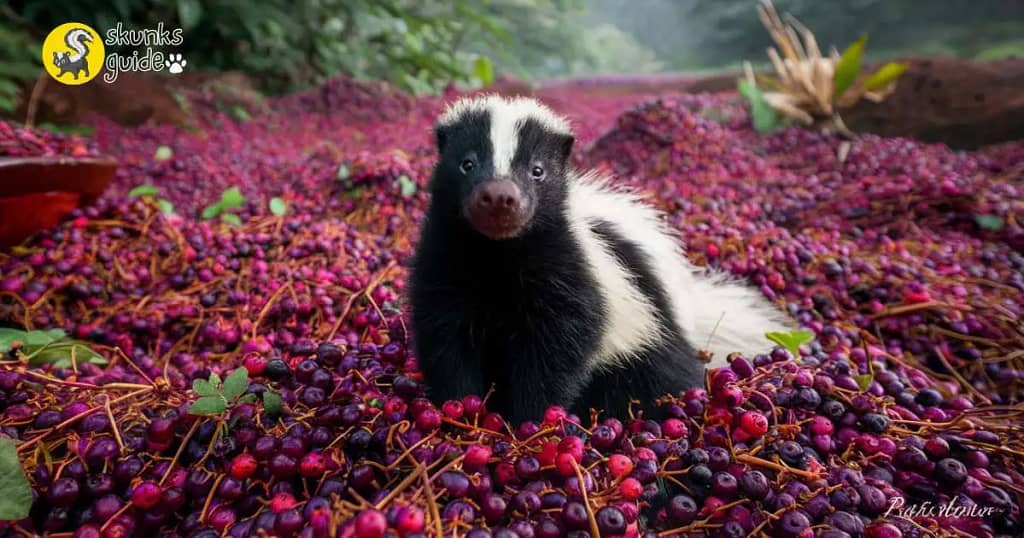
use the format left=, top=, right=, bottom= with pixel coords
left=1, top=76, right=1022, bottom=537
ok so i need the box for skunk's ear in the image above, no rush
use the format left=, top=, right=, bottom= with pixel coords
left=557, top=133, right=575, bottom=163
left=434, top=125, right=449, bottom=154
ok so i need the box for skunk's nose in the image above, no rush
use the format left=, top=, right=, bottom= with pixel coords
left=466, top=180, right=528, bottom=239
left=475, top=181, right=521, bottom=211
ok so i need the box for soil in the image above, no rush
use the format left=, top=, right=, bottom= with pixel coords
left=843, top=57, right=1024, bottom=149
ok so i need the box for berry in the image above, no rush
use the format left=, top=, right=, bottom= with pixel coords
left=131, top=481, right=162, bottom=509
left=607, top=454, right=634, bottom=478
left=229, top=453, right=258, bottom=479
left=619, top=477, right=643, bottom=500
left=739, top=411, right=768, bottom=436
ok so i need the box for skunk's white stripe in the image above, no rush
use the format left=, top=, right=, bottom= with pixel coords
left=568, top=172, right=794, bottom=369
left=566, top=174, right=662, bottom=369
left=438, top=95, right=571, bottom=177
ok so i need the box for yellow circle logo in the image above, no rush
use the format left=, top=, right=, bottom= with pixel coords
left=42, top=23, right=105, bottom=85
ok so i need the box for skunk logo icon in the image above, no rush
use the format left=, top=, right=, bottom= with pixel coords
left=42, top=23, right=104, bottom=85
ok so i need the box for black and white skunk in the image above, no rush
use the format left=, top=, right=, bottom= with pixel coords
left=410, top=95, right=791, bottom=422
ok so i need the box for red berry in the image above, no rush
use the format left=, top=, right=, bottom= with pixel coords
left=558, top=435, right=584, bottom=462
left=739, top=411, right=768, bottom=437
left=300, top=452, right=326, bottom=477
left=415, top=408, right=442, bottom=431
left=229, top=453, right=258, bottom=480
left=481, top=412, right=505, bottom=432
left=634, top=447, right=657, bottom=461
left=464, top=444, right=492, bottom=469
left=270, top=492, right=298, bottom=513
left=662, top=418, right=688, bottom=439
left=130, top=481, right=162, bottom=509
left=395, top=506, right=425, bottom=535
left=607, top=454, right=634, bottom=478
left=555, top=452, right=578, bottom=477
left=543, top=405, right=567, bottom=425
left=619, top=477, right=643, bottom=500
left=355, top=509, right=387, bottom=538
left=538, top=441, right=559, bottom=466
left=461, top=395, right=484, bottom=418
left=242, top=353, right=266, bottom=375
left=441, top=400, right=464, bottom=419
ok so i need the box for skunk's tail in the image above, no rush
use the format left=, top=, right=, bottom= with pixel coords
left=63, top=28, right=93, bottom=63
left=681, top=269, right=795, bottom=367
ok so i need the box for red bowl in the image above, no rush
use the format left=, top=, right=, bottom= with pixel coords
left=0, top=156, right=117, bottom=246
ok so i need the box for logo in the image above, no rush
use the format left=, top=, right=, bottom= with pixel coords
left=42, top=22, right=105, bottom=85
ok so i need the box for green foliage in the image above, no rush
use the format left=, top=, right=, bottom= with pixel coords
left=975, top=214, right=1005, bottom=231
left=0, top=21, right=40, bottom=116
left=975, top=40, right=1024, bottom=61
left=854, top=373, right=874, bottom=391
left=154, top=145, right=174, bottom=162
left=765, top=329, right=814, bottom=357
left=262, top=391, right=283, bottom=415
left=0, top=327, right=108, bottom=368
left=472, top=56, right=495, bottom=86
left=269, top=197, right=287, bottom=216
left=201, top=187, right=246, bottom=221
left=834, top=35, right=867, bottom=98
left=189, top=367, right=282, bottom=416
left=129, top=184, right=176, bottom=215
left=737, top=80, right=781, bottom=133
left=0, top=438, right=32, bottom=520
left=128, top=185, right=160, bottom=198
left=863, top=62, right=909, bottom=91
left=397, top=175, right=417, bottom=197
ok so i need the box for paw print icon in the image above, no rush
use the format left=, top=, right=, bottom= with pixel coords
left=167, top=53, right=187, bottom=74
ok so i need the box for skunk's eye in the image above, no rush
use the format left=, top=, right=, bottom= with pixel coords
left=531, top=166, right=545, bottom=180
left=459, top=159, right=475, bottom=174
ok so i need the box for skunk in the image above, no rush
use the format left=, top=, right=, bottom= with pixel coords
left=409, top=95, right=792, bottom=422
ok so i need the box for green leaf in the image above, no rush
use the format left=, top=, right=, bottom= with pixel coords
left=231, top=105, right=251, bottom=122
left=177, top=0, right=203, bottom=31
left=0, top=328, right=64, bottom=351
left=765, top=329, right=815, bottom=357
left=237, top=393, right=257, bottom=404
left=473, top=55, right=495, bottom=86
left=221, top=213, right=243, bottom=226
left=0, top=438, right=32, bottom=520
left=854, top=374, right=874, bottom=391
left=737, top=80, right=780, bottom=134
left=154, top=145, right=173, bottom=161
left=209, top=372, right=222, bottom=387
left=262, top=391, right=283, bottom=415
left=337, top=163, right=351, bottom=181
left=398, top=175, right=417, bottom=197
left=157, top=199, right=175, bottom=215
left=834, top=34, right=867, bottom=98
left=219, top=187, right=245, bottom=209
left=128, top=185, right=159, bottom=198
left=201, top=203, right=222, bottom=219
left=863, top=62, right=908, bottom=92
left=189, top=396, right=227, bottom=416
left=221, top=367, right=249, bottom=401
left=269, top=197, right=287, bottom=216
left=193, top=378, right=219, bottom=397
left=974, top=214, right=1004, bottom=231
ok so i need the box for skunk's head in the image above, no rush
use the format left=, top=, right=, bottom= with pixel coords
left=432, top=96, right=574, bottom=240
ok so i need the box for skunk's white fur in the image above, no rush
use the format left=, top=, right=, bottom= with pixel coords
left=565, top=173, right=793, bottom=369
